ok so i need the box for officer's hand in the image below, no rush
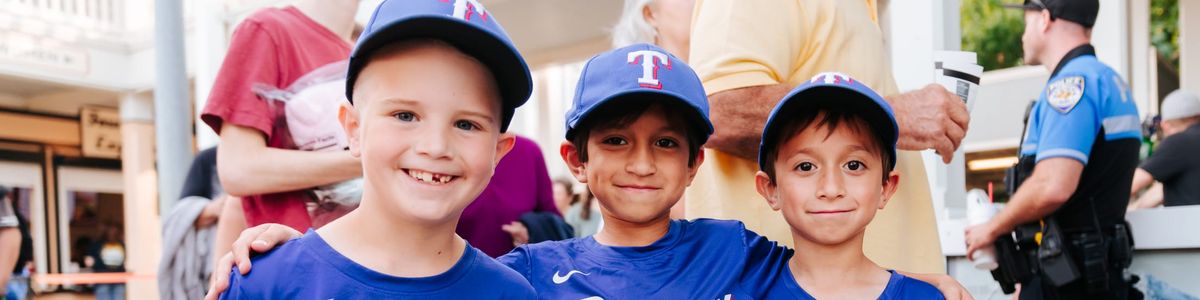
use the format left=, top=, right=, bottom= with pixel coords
left=889, top=84, right=970, bottom=163
left=964, top=222, right=1000, bottom=262
left=204, top=223, right=303, bottom=300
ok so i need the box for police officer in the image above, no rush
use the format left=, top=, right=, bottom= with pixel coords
left=964, top=0, right=1141, bottom=299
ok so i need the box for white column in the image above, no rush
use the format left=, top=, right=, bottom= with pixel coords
left=884, top=0, right=965, bottom=220
left=1182, top=0, right=1200, bottom=92
left=154, top=0, right=194, bottom=216
left=1093, top=0, right=1131, bottom=80
left=1128, top=0, right=1155, bottom=117
left=193, top=0, right=227, bottom=149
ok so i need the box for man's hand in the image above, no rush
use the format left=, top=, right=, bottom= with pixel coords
left=964, top=221, right=1002, bottom=262
left=194, top=195, right=228, bottom=228
left=900, top=271, right=974, bottom=300
left=501, top=221, right=530, bottom=246
left=887, top=84, right=970, bottom=163
left=204, top=223, right=302, bottom=300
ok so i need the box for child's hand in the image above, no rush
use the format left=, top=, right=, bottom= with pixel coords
left=900, top=271, right=974, bottom=300
left=501, top=221, right=530, bottom=246
left=204, top=223, right=303, bottom=300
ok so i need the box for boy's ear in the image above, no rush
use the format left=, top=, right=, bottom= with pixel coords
left=338, top=102, right=362, bottom=158
left=560, top=141, right=588, bottom=184
left=684, top=149, right=706, bottom=187
left=754, top=171, right=782, bottom=211
left=493, top=133, right=517, bottom=166
left=878, top=170, right=901, bottom=210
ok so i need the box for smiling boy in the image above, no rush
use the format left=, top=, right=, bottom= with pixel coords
left=216, top=0, right=536, bottom=298
left=755, top=73, right=943, bottom=299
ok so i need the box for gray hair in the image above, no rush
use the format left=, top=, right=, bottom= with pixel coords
left=611, top=0, right=657, bottom=48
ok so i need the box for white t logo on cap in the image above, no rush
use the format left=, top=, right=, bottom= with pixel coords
left=450, top=0, right=488, bottom=21
left=809, top=72, right=854, bottom=85
left=627, top=50, right=671, bottom=89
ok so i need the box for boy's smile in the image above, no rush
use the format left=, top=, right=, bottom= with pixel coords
left=403, top=168, right=458, bottom=185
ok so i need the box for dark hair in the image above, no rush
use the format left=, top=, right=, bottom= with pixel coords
left=567, top=96, right=705, bottom=167
left=761, top=105, right=893, bottom=183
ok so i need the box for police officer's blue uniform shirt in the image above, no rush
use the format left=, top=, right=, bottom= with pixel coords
left=219, top=230, right=535, bottom=299
left=1019, top=44, right=1142, bottom=230
left=1021, top=47, right=1140, bottom=164
left=765, top=269, right=944, bottom=299
left=498, top=219, right=791, bottom=299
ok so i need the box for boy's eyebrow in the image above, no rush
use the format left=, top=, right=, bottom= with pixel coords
left=379, top=98, right=421, bottom=107
left=458, top=110, right=497, bottom=124
left=785, top=144, right=876, bottom=157
left=592, top=124, right=686, bottom=136
left=377, top=98, right=498, bottom=123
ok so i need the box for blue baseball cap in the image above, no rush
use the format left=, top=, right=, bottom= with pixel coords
left=758, top=72, right=899, bottom=171
left=347, top=0, right=532, bottom=132
left=564, top=43, right=713, bottom=141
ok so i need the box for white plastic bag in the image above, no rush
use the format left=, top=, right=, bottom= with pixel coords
left=253, top=61, right=362, bottom=227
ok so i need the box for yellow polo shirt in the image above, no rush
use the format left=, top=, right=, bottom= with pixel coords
left=686, top=0, right=945, bottom=273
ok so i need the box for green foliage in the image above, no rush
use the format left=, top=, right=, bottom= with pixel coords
left=1150, top=0, right=1179, bottom=69
left=962, top=0, right=1026, bottom=70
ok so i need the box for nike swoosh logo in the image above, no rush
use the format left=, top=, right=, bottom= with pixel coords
left=552, top=270, right=590, bottom=284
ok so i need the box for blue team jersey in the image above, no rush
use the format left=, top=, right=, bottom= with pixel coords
left=1021, top=54, right=1141, bottom=164
left=220, top=230, right=536, bottom=299
left=497, top=219, right=791, bottom=299
left=765, top=269, right=943, bottom=299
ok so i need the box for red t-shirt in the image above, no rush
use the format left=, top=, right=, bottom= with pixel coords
left=201, top=6, right=351, bottom=231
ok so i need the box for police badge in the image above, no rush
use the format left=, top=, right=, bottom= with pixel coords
left=1047, top=76, right=1085, bottom=114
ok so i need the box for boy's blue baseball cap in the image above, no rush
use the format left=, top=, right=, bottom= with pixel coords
left=758, top=72, right=899, bottom=171
left=564, top=43, right=713, bottom=141
left=347, top=0, right=532, bottom=132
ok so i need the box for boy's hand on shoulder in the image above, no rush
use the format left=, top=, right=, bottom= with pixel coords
left=899, top=271, right=974, bottom=300
left=204, top=223, right=303, bottom=300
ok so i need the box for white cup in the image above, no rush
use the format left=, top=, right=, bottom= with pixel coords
left=966, top=189, right=999, bottom=270
left=936, top=61, right=984, bottom=112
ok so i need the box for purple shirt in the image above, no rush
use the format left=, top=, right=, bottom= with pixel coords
left=457, top=135, right=560, bottom=257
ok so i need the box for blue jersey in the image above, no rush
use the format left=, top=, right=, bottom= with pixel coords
left=765, top=269, right=943, bottom=300
left=220, top=230, right=536, bottom=299
left=497, top=219, right=791, bottom=299
left=1019, top=45, right=1142, bottom=230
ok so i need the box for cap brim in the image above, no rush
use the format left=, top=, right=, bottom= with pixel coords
left=758, top=86, right=898, bottom=171
left=346, top=15, right=532, bottom=132
left=565, top=90, right=714, bottom=143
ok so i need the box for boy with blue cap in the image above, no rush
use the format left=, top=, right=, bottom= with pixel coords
left=215, top=0, right=535, bottom=298
left=755, top=72, right=943, bottom=299
left=495, top=43, right=790, bottom=298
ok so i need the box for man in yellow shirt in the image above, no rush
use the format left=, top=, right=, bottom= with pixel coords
left=686, top=0, right=969, bottom=274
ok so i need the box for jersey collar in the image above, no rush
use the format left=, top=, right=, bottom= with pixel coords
left=1051, top=44, right=1096, bottom=77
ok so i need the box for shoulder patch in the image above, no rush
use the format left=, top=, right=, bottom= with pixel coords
left=1047, top=76, right=1085, bottom=114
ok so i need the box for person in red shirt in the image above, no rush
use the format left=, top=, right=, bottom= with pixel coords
left=200, top=0, right=360, bottom=274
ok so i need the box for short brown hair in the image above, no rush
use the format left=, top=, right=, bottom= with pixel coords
left=761, top=106, right=893, bottom=183
left=567, top=97, right=705, bottom=167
